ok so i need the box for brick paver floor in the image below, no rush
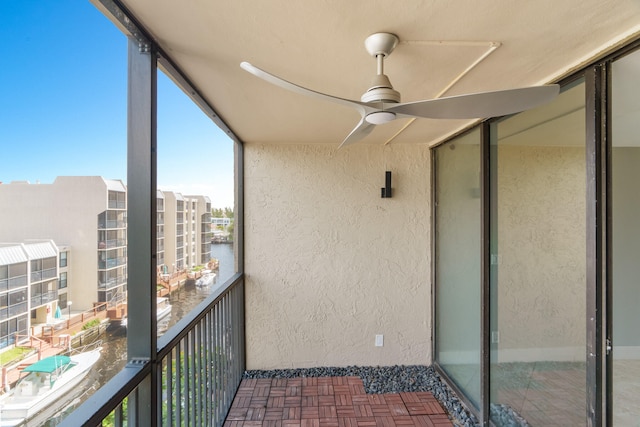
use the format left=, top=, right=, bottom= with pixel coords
left=224, top=376, right=453, bottom=427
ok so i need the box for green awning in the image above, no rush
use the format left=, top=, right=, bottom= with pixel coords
left=23, top=355, right=71, bottom=373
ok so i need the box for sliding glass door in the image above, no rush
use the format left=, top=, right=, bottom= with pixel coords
left=489, top=81, right=587, bottom=426
left=434, top=129, right=482, bottom=410
left=611, top=48, right=640, bottom=426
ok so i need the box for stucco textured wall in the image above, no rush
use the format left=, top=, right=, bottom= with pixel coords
left=244, top=143, right=431, bottom=369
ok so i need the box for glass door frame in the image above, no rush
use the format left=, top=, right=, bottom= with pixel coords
left=601, top=38, right=640, bottom=427
left=431, top=38, right=640, bottom=426
left=585, top=62, right=607, bottom=427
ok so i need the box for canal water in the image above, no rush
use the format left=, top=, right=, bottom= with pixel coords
left=40, top=243, right=235, bottom=426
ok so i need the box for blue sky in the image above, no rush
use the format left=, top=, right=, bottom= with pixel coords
left=0, top=1, right=234, bottom=208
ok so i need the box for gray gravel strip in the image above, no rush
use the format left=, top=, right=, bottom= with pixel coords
left=243, top=365, right=479, bottom=427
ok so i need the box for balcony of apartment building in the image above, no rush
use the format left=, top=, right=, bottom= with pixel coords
left=28, top=267, right=57, bottom=283
left=108, top=190, right=127, bottom=210
left=98, top=211, right=127, bottom=230
left=98, top=230, right=127, bottom=250
left=0, top=274, right=27, bottom=293
left=0, top=290, right=28, bottom=320
left=200, top=242, right=212, bottom=262
left=98, top=272, right=127, bottom=290
left=59, top=1, right=640, bottom=426
left=29, top=282, right=58, bottom=308
left=98, top=252, right=127, bottom=270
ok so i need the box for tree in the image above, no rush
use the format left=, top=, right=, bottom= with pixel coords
left=226, top=221, right=234, bottom=241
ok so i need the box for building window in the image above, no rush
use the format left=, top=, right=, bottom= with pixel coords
left=59, top=272, right=67, bottom=289
left=60, top=251, right=68, bottom=267
left=58, top=293, right=67, bottom=310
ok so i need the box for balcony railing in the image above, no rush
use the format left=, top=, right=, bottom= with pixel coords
left=30, top=268, right=58, bottom=283
left=98, top=220, right=127, bottom=229
left=98, top=239, right=127, bottom=249
left=30, top=290, right=58, bottom=307
left=61, top=273, right=245, bottom=427
left=108, top=200, right=127, bottom=209
left=98, top=276, right=127, bottom=289
left=8, top=276, right=27, bottom=290
left=98, top=257, right=127, bottom=269
left=6, top=301, right=28, bottom=317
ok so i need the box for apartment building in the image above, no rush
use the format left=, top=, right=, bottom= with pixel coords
left=0, top=180, right=215, bottom=319
left=161, top=191, right=185, bottom=272
left=0, top=177, right=127, bottom=312
left=184, top=195, right=213, bottom=266
left=0, top=241, right=59, bottom=349
left=156, top=190, right=165, bottom=268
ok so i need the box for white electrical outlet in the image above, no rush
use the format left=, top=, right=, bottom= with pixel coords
left=375, top=335, right=384, bottom=347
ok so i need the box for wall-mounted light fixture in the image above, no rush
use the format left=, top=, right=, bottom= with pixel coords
left=381, top=171, right=392, bottom=198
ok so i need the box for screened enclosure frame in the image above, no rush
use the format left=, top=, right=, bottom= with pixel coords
left=60, top=0, right=246, bottom=425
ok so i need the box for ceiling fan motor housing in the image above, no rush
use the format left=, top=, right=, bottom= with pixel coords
left=361, top=74, right=401, bottom=103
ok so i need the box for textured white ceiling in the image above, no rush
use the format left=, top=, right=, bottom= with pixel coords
left=115, top=0, right=640, bottom=148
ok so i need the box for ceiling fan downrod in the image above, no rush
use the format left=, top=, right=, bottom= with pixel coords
left=362, top=33, right=401, bottom=123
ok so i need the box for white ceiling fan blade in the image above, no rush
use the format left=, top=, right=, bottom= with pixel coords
left=389, top=84, right=560, bottom=119
left=241, top=62, right=371, bottom=114
left=338, top=117, right=375, bottom=149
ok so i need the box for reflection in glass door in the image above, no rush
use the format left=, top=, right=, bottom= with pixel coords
left=489, top=81, right=587, bottom=426
left=611, top=49, right=640, bottom=426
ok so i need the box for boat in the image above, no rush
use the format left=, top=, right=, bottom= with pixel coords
left=156, top=297, right=172, bottom=321
left=120, top=297, right=172, bottom=327
left=195, top=270, right=216, bottom=287
left=0, top=345, right=102, bottom=426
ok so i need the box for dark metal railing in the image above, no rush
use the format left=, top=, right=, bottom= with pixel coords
left=60, top=273, right=245, bottom=427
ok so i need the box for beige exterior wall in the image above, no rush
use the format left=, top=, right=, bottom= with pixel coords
left=244, top=143, right=431, bottom=369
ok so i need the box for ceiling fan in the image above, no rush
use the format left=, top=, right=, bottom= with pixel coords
left=241, top=32, right=559, bottom=148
